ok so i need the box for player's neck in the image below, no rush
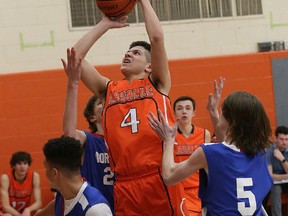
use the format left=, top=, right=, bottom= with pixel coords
left=96, top=125, right=104, bottom=136
left=13, top=170, right=26, bottom=183
left=60, top=176, right=84, bottom=200
left=179, top=124, right=193, bottom=138
left=125, top=72, right=148, bottom=82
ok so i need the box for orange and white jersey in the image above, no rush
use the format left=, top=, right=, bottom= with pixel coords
left=175, top=126, right=205, bottom=188
left=103, top=76, right=174, bottom=176
left=7, top=170, right=33, bottom=213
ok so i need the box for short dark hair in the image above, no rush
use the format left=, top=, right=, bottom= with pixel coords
left=173, top=96, right=196, bottom=111
left=10, top=151, right=32, bottom=167
left=221, top=91, right=272, bottom=155
left=83, top=96, right=98, bottom=133
left=129, top=41, right=151, bottom=63
left=275, top=126, right=288, bottom=137
left=43, top=136, right=83, bottom=173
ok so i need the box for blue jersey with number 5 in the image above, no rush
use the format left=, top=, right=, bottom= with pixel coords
left=81, top=131, right=115, bottom=212
left=199, top=142, right=272, bottom=216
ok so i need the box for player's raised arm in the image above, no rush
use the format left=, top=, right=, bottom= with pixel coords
left=61, top=48, right=87, bottom=144
left=139, top=0, right=170, bottom=95
left=72, top=16, right=129, bottom=98
left=207, top=77, right=226, bottom=141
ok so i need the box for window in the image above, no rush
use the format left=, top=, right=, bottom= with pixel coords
left=69, top=0, right=263, bottom=28
left=235, top=0, right=262, bottom=16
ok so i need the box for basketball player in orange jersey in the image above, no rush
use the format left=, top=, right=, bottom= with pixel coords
left=69, top=0, right=188, bottom=215
left=173, top=96, right=211, bottom=216
left=0, top=151, right=42, bottom=216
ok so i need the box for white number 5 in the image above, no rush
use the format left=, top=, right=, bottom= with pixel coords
left=236, top=178, right=256, bottom=215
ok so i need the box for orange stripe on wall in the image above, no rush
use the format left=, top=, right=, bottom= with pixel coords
left=0, top=51, right=287, bottom=207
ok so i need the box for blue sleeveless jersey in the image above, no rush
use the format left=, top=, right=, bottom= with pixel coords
left=81, top=131, right=115, bottom=211
left=54, top=182, right=109, bottom=216
left=199, top=142, right=273, bottom=216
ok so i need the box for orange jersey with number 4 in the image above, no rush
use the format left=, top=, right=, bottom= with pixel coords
left=103, top=77, right=174, bottom=176
left=103, top=77, right=188, bottom=216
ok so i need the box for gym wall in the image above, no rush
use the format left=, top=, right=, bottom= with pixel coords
left=0, top=51, right=287, bottom=206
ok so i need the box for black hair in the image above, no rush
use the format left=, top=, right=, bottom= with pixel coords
left=173, top=96, right=196, bottom=111
left=43, top=136, right=83, bottom=173
left=83, top=96, right=98, bottom=133
left=129, top=41, right=151, bottom=63
left=275, top=125, right=288, bottom=137
left=10, top=151, right=32, bottom=167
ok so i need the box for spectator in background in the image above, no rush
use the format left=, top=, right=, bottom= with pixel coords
left=35, top=136, right=112, bottom=216
left=173, top=96, right=211, bottom=215
left=61, top=48, right=114, bottom=211
left=0, top=151, right=42, bottom=216
left=266, top=125, right=288, bottom=216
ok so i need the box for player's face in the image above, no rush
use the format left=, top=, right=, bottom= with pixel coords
left=174, top=100, right=195, bottom=125
left=121, top=46, right=150, bottom=76
left=44, top=159, right=57, bottom=188
left=13, top=161, right=29, bottom=177
left=93, top=99, right=103, bottom=123
left=276, top=133, right=288, bottom=151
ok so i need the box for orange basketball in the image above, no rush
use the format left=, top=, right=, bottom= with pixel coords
left=96, top=0, right=137, bottom=18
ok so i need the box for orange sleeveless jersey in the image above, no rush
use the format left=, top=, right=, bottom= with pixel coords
left=1, top=170, right=33, bottom=213
left=103, top=77, right=188, bottom=215
left=103, top=77, right=175, bottom=176
left=174, top=126, right=205, bottom=215
left=175, top=126, right=205, bottom=188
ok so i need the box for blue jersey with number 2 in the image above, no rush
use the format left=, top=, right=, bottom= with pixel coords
left=81, top=131, right=115, bottom=211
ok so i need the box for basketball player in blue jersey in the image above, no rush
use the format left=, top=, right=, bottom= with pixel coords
left=37, top=136, right=112, bottom=216
left=61, top=48, right=115, bottom=212
left=148, top=78, right=273, bottom=215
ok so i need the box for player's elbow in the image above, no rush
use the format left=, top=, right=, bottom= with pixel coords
left=37, top=200, right=43, bottom=209
left=162, top=169, right=176, bottom=186
left=163, top=176, right=174, bottom=186
left=63, top=128, right=77, bottom=138
left=150, top=33, right=164, bottom=45
left=2, top=204, right=11, bottom=213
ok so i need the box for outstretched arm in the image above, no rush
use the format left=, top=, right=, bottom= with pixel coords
left=207, top=77, right=225, bottom=142
left=22, top=172, right=42, bottom=216
left=139, top=0, right=170, bottom=95
left=148, top=110, right=207, bottom=185
left=72, top=16, right=129, bottom=98
left=61, top=48, right=87, bottom=144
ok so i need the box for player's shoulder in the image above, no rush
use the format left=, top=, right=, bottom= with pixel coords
left=0, top=173, right=10, bottom=182
left=32, top=171, right=40, bottom=178
left=86, top=203, right=113, bottom=216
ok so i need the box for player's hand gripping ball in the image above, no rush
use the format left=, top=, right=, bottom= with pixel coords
left=96, top=0, right=137, bottom=18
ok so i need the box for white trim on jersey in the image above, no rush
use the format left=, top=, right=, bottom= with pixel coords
left=162, top=95, right=168, bottom=122
left=203, top=142, right=241, bottom=152
left=261, top=205, right=268, bottom=216
left=64, top=182, right=88, bottom=215
left=180, top=197, right=186, bottom=216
